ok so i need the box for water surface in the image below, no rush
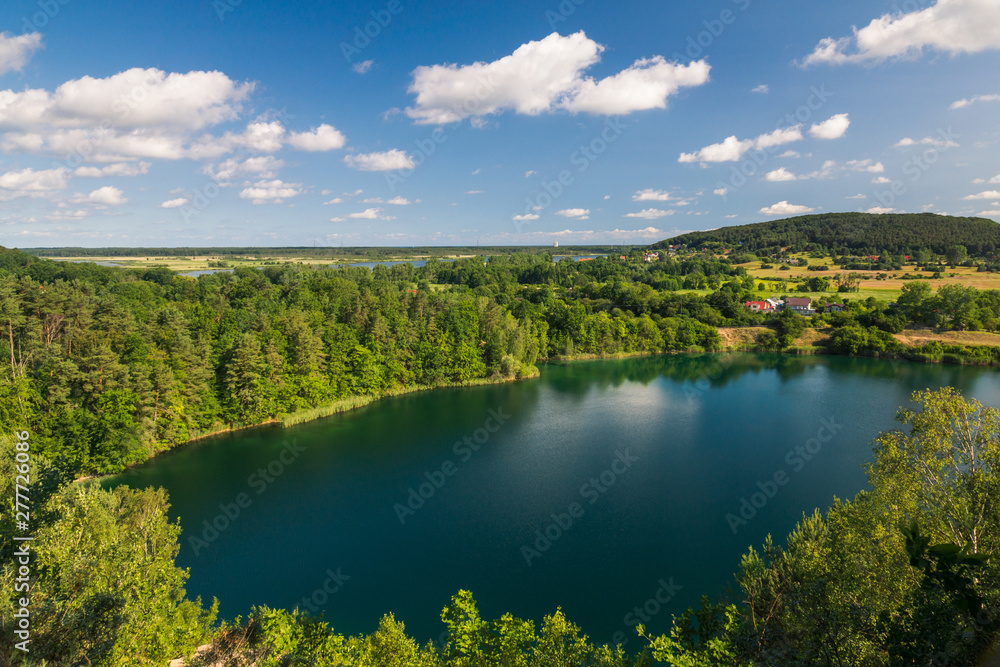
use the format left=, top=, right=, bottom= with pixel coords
left=108, top=354, right=1000, bottom=644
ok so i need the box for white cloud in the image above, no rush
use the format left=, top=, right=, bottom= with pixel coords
left=678, top=126, right=802, bottom=164
left=512, top=213, right=540, bottom=221
left=713, top=187, right=728, bottom=196
left=809, top=113, right=850, bottom=139
left=0, top=32, right=43, bottom=76
left=0, top=68, right=258, bottom=162
left=362, top=196, right=416, bottom=205
left=964, top=190, right=1000, bottom=200
left=73, top=161, right=151, bottom=177
left=204, top=155, right=285, bottom=183
left=872, top=176, right=892, bottom=184
left=978, top=209, right=1000, bottom=216
left=562, top=55, right=711, bottom=116
left=344, top=149, right=415, bottom=171
left=238, top=179, right=302, bottom=204
left=556, top=208, right=590, bottom=219
left=895, top=136, right=959, bottom=148
left=866, top=206, right=896, bottom=214
left=751, top=84, right=769, bottom=94
left=466, top=190, right=484, bottom=195
left=759, top=201, right=815, bottom=216
left=624, top=208, right=674, bottom=219
left=159, top=197, right=188, bottom=208
left=405, top=31, right=710, bottom=124
left=765, top=167, right=798, bottom=182
left=0, top=68, right=253, bottom=132
left=525, top=170, right=537, bottom=177
left=71, top=186, right=127, bottom=206
left=287, top=124, right=347, bottom=151
left=951, top=93, right=1000, bottom=109
left=763, top=159, right=869, bottom=182
left=352, top=60, right=374, bottom=74
left=0, top=167, right=68, bottom=200
left=347, top=207, right=395, bottom=220
left=845, top=159, right=884, bottom=173
left=802, top=0, right=1000, bottom=66
left=846, top=193, right=868, bottom=199
left=632, top=188, right=672, bottom=201
left=777, top=150, right=802, bottom=158
left=0, top=68, right=344, bottom=165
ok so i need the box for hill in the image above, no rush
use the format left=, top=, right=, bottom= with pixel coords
left=653, top=213, right=1000, bottom=256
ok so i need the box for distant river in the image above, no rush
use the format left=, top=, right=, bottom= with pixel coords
left=106, top=354, right=1000, bottom=644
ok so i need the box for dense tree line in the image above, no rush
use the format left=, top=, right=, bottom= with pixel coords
left=0, top=249, right=724, bottom=476
left=655, top=213, right=1000, bottom=257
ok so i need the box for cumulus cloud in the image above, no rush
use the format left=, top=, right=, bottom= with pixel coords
left=512, top=213, right=540, bottom=221
left=846, top=159, right=884, bottom=173
left=713, top=187, right=728, bottom=196
left=895, top=136, right=960, bottom=148
left=159, top=197, right=188, bottom=209
left=678, top=126, right=802, bottom=164
left=238, top=179, right=302, bottom=204
left=624, top=208, right=674, bottom=219
left=978, top=210, right=1000, bottom=217
left=405, top=31, right=710, bottom=124
left=347, top=207, right=395, bottom=221
left=73, top=161, right=151, bottom=177
left=525, top=170, right=537, bottom=177
left=751, top=84, right=769, bottom=94
left=362, top=196, right=415, bottom=205
left=204, top=155, right=285, bottom=183
left=765, top=167, right=799, bottom=182
left=872, top=176, right=892, bottom=184
left=759, top=201, right=815, bottom=216
left=344, top=149, right=415, bottom=171
left=802, top=0, right=1000, bottom=66
left=352, top=60, right=374, bottom=75
left=964, top=190, right=1000, bottom=200
left=556, top=208, right=590, bottom=219
left=632, top=188, right=672, bottom=201
left=0, top=167, right=68, bottom=200
left=287, top=124, right=347, bottom=151
left=71, top=186, right=127, bottom=206
left=0, top=32, right=43, bottom=76
left=951, top=93, right=1000, bottom=109
left=0, top=68, right=346, bottom=165
left=809, top=113, right=850, bottom=139
left=866, top=206, right=897, bottom=214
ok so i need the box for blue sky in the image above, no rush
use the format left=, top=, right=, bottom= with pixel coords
left=0, top=0, right=998, bottom=247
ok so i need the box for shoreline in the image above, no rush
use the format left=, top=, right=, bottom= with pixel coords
left=85, top=335, right=1000, bottom=484
left=86, top=370, right=540, bottom=483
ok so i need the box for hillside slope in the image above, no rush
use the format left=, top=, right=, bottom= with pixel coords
left=653, top=213, right=1000, bottom=255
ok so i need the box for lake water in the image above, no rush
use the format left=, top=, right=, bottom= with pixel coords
left=106, top=354, right=1000, bottom=645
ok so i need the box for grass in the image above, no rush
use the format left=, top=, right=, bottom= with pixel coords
left=740, top=252, right=1000, bottom=302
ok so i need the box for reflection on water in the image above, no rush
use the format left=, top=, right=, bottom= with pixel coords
left=105, top=353, right=1000, bottom=642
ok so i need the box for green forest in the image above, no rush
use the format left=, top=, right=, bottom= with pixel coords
left=655, top=212, right=1000, bottom=256
left=0, top=242, right=999, bottom=664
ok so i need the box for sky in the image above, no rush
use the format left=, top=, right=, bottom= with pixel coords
left=0, top=0, right=998, bottom=247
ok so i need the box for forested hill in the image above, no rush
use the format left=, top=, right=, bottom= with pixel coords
left=653, top=213, right=1000, bottom=255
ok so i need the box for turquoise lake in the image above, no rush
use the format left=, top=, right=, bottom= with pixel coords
left=107, top=353, right=1000, bottom=645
